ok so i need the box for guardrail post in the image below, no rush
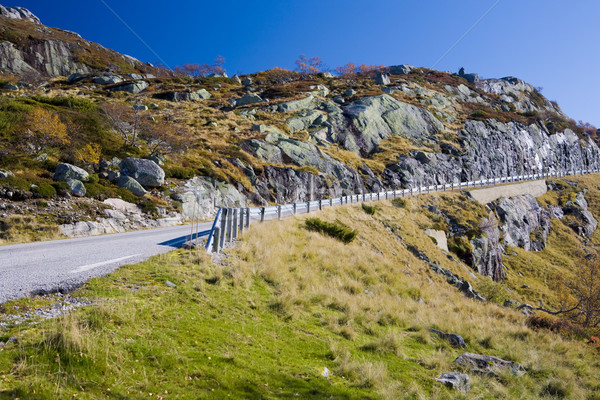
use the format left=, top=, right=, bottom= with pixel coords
left=307, top=201, right=311, bottom=213
left=212, top=227, right=221, bottom=253
left=318, top=200, right=322, bottom=210
left=329, top=198, right=333, bottom=207
left=377, top=192, right=380, bottom=201
left=227, top=208, right=234, bottom=242
left=260, top=207, right=265, bottom=222
left=362, top=193, right=365, bottom=202
left=293, top=203, right=297, bottom=214
left=245, top=207, right=250, bottom=228
left=232, top=208, right=238, bottom=239
left=219, top=208, right=227, bottom=245
left=277, top=205, right=282, bottom=220
left=238, top=208, right=244, bottom=233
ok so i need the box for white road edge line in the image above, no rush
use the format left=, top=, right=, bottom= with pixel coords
left=70, top=254, right=142, bottom=274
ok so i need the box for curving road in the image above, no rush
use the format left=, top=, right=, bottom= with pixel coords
left=0, top=223, right=212, bottom=304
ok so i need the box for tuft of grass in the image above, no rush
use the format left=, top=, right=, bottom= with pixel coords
left=305, top=217, right=357, bottom=244
left=361, top=203, right=377, bottom=215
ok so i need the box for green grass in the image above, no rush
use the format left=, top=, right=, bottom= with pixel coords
left=2, top=200, right=600, bottom=398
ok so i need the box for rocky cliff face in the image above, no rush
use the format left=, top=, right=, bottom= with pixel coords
left=0, top=4, right=161, bottom=79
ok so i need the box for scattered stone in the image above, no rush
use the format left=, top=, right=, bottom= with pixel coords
left=149, top=103, right=159, bottom=109
left=165, top=280, right=177, bottom=288
left=93, top=74, right=123, bottom=85
left=132, top=103, right=148, bottom=111
left=344, top=89, right=356, bottom=97
left=2, top=83, right=18, bottom=91
left=231, top=74, right=242, bottom=84
left=454, top=353, right=525, bottom=377
left=435, top=372, right=470, bottom=392
left=252, top=124, right=268, bottom=133
left=0, top=170, right=14, bottom=178
left=67, top=73, right=86, bottom=83
left=195, top=88, right=212, bottom=99
left=54, top=163, right=89, bottom=182
left=242, top=77, right=252, bottom=86
left=234, top=93, right=264, bottom=107
left=374, top=72, right=390, bottom=85
left=120, top=158, right=165, bottom=187
left=429, top=328, right=466, bottom=348
left=333, top=96, right=344, bottom=104
left=109, top=81, right=149, bottom=94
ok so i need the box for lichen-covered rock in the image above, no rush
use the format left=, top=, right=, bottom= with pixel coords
left=116, top=175, right=146, bottom=197
left=563, top=192, right=598, bottom=237
left=54, top=163, right=89, bottom=182
left=338, top=94, right=444, bottom=154
left=65, top=178, right=86, bottom=197
left=119, top=158, right=164, bottom=187
left=454, top=353, right=525, bottom=377
left=429, top=329, right=467, bottom=348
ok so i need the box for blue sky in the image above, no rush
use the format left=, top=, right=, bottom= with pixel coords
left=6, top=0, right=600, bottom=126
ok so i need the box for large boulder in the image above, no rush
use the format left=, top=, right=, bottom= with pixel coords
left=65, top=178, right=86, bottom=197
left=341, top=94, right=444, bottom=154
left=116, top=175, right=146, bottom=196
left=54, top=163, right=89, bottom=182
left=119, top=158, right=164, bottom=187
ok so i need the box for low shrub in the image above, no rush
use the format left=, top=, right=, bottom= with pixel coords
left=165, top=165, right=196, bottom=180
left=471, top=110, right=489, bottom=120
left=361, top=203, right=377, bottom=215
left=31, top=182, right=56, bottom=199
left=84, top=182, right=116, bottom=200
left=540, top=380, right=572, bottom=399
left=392, top=198, right=407, bottom=208
left=305, top=218, right=357, bottom=244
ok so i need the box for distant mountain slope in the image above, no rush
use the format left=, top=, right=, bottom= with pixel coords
left=0, top=4, right=164, bottom=79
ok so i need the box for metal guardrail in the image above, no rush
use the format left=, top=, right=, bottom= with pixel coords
left=204, top=168, right=600, bottom=253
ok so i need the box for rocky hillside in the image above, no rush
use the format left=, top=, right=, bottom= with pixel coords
left=0, top=5, right=165, bottom=79
left=0, top=5, right=598, bottom=283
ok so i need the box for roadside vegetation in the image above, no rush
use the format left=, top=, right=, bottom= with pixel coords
left=2, top=181, right=600, bottom=398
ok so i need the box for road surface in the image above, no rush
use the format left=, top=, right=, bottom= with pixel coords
left=0, top=222, right=213, bottom=304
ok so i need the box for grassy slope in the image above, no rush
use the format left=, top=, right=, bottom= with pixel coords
left=2, top=178, right=600, bottom=398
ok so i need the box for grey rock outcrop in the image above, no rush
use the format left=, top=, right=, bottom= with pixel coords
left=563, top=192, right=598, bottom=237
left=492, top=194, right=551, bottom=251
left=338, top=94, right=444, bottom=154
left=470, top=213, right=505, bottom=281
left=477, top=76, right=562, bottom=115
left=172, top=176, right=246, bottom=220
left=0, top=5, right=41, bottom=23
left=53, top=163, right=89, bottom=182
left=119, top=158, right=164, bottom=187
left=435, top=372, right=470, bottom=392
left=0, top=170, right=14, bottom=178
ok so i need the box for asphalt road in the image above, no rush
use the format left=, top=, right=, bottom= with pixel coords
left=0, top=222, right=213, bottom=304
